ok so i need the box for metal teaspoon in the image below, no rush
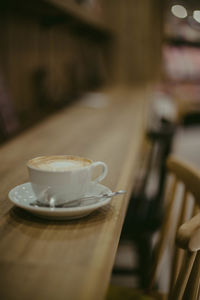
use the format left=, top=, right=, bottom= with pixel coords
left=30, top=190, right=126, bottom=208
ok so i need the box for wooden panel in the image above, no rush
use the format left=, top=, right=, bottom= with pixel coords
left=102, top=0, right=164, bottom=85
left=0, top=3, right=112, bottom=131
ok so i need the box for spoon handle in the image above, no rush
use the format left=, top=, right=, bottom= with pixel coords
left=58, top=190, right=126, bottom=208
left=30, top=190, right=126, bottom=208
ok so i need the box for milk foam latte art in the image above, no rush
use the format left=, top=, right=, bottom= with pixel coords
left=27, top=155, right=108, bottom=204
left=28, top=155, right=91, bottom=172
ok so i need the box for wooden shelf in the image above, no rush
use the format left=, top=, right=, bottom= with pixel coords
left=163, top=78, right=200, bottom=85
left=0, top=0, right=113, bottom=38
left=164, top=36, right=200, bottom=48
left=45, top=0, right=111, bottom=35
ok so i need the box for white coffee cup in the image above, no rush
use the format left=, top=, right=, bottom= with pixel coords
left=27, top=155, right=108, bottom=205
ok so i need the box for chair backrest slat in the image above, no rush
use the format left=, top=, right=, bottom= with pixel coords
left=182, top=252, right=200, bottom=300
left=170, top=188, right=189, bottom=290
left=193, top=203, right=200, bottom=216
left=167, top=157, right=200, bottom=206
left=148, top=156, right=200, bottom=300
left=174, top=219, right=200, bottom=299
left=170, top=251, right=197, bottom=300
left=148, top=176, right=178, bottom=290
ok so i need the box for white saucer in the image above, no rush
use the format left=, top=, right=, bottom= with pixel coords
left=8, top=182, right=112, bottom=220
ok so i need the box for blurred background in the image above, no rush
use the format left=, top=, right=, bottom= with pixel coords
left=1, top=0, right=200, bottom=145
left=1, top=0, right=200, bottom=294
left=0, top=0, right=163, bottom=143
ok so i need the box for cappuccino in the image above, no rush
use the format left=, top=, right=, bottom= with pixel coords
left=28, top=155, right=91, bottom=172
left=27, top=155, right=108, bottom=203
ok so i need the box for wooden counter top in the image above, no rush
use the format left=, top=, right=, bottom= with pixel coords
left=0, top=87, right=149, bottom=300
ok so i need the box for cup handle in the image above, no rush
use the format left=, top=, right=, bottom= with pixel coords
left=92, top=161, right=108, bottom=183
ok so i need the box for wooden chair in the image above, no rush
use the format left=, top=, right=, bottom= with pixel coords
left=117, top=123, right=176, bottom=288
left=107, top=156, right=200, bottom=300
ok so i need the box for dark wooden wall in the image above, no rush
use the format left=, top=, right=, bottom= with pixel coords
left=0, top=0, right=164, bottom=141
left=0, top=2, right=112, bottom=132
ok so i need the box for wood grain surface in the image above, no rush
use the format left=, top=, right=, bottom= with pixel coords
left=0, top=87, right=149, bottom=300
